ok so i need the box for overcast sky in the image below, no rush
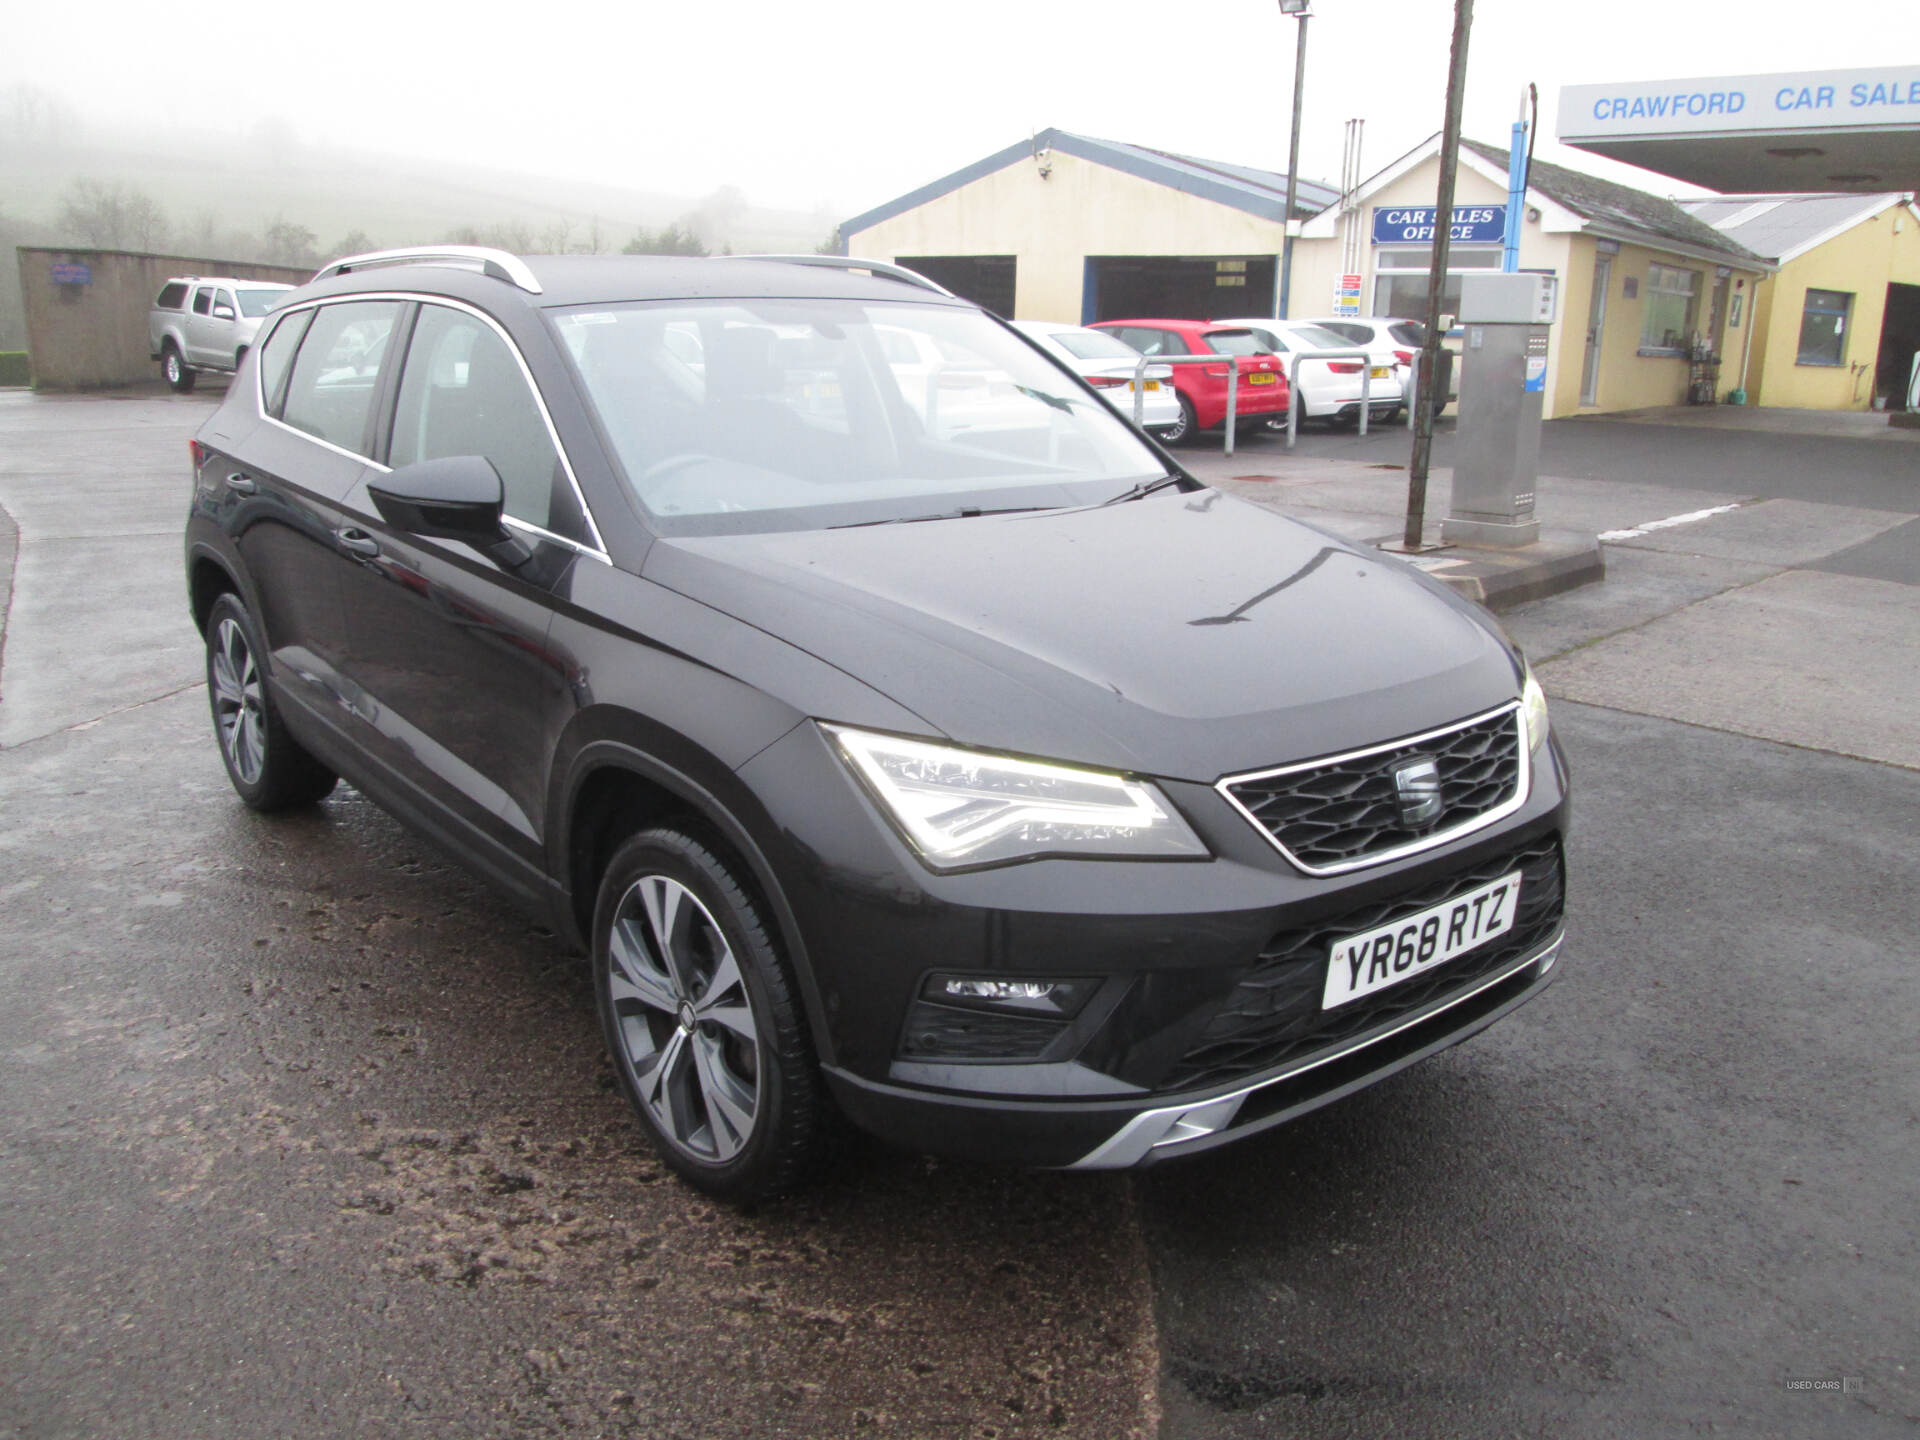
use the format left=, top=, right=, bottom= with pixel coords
left=6, top=0, right=1916, bottom=213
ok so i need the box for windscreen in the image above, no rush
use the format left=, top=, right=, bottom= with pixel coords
left=236, top=289, right=286, bottom=317
left=554, top=299, right=1168, bottom=535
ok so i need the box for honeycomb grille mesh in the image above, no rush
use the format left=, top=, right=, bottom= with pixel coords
left=1224, top=709, right=1523, bottom=870
left=1162, top=837, right=1563, bottom=1092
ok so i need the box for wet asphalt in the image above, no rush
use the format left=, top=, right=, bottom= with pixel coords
left=2, top=389, right=1916, bottom=1438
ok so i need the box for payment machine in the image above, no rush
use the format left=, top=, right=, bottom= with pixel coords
left=1442, top=272, right=1559, bottom=548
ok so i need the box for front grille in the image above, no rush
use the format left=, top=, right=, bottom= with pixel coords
left=1222, top=707, right=1523, bottom=872
left=1162, top=836, right=1563, bottom=1092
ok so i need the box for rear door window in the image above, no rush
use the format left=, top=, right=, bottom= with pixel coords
left=257, top=308, right=314, bottom=416
left=389, top=303, right=587, bottom=543
left=191, top=288, right=213, bottom=316
left=280, top=301, right=404, bottom=456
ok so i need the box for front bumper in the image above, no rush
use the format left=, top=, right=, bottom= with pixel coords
left=826, top=931, right=1561, bottom=1168
left=736, top=722, right=1572, bottom=1169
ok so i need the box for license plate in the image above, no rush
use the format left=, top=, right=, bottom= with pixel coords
left=1131, top=379, right=1161, bottom=391
left=1322, top=870, right=1523, bottom=1009
left=1369, top=365, right=1389, bottom=379
left=1247, top=371, right=1277, bottom=385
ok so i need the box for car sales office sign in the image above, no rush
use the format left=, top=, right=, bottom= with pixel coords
left=1372, top=206, right=1507, bottom=245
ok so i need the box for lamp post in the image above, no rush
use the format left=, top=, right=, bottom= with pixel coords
left=1276, top=0, right=1310, bottom=320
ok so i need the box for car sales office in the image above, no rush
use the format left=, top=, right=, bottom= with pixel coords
left=840, top=127, right=1769, bottom=419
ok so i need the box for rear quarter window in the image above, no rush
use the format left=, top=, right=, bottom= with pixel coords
left=155, top=283, right=189, bottom=310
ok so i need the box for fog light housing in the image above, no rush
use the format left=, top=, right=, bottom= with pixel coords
left=899, top=975, right=1101, bottom=1061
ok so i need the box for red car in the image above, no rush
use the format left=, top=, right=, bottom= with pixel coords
left=1090, top=319, right=1289, bottom=445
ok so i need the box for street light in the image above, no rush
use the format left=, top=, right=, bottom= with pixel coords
left=1276, top=1, right=1311, bottom=320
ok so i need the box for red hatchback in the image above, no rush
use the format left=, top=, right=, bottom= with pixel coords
left=1091, top=319, right=1289, bottom=445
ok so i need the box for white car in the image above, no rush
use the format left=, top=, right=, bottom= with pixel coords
left=1294, top=316, right=1456, bottom=407
left=1007, top=321, right=1183, bottom=437
left=149, top=277, right=295, bottom=392
left=1215, top=318, right=1404, bottom=427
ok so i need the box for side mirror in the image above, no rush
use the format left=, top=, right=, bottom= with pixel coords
left=212, top=304, right=236, bottom=320
left=368, top=455, right=531, bottom=566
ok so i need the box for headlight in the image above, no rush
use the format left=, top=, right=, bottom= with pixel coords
left=822, top=724, right=1208, bottom=870
left=1521, top=665, right=1550, bottom=755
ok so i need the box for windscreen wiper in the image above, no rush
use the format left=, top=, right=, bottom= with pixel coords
left=830, top=505, right=1055, bottom=529
left=1099, top=474, right=1186, bottom=506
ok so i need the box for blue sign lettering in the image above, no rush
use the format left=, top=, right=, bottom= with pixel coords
left=1371, top=206, right=1506, bottom=246
left=51, top=262, right=91, bottom=286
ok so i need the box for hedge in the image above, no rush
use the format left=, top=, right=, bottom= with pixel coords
left=0, top=352, right=29, bottom=388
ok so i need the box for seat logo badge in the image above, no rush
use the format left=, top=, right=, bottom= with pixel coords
left=1392, top=757, right=1443, bottom=827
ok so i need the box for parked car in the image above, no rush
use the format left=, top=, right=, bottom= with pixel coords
left=1216, top=317, right=1405, bottom=427
left=1007, top=321, right=1183, bottom=438
left=185, top=247, right=1568, bottom=1202
left=1296, top=315, right=1457, bottom=407
left=1089, top=319, right=1289, bottom=444
left=150, top=278, right=294, bottom=392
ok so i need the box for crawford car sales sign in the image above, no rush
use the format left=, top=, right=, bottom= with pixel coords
left=1372, top=206, right=1507, bottom=245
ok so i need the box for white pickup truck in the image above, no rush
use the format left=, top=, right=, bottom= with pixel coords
left=149, top=277, right=294, bottom=392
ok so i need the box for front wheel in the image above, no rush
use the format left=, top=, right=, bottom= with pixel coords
left=162, top=344, right=196, bottom=393
left=594, top=828, right=824, bottom=1203
left=204, top=593, right=337, bottom=809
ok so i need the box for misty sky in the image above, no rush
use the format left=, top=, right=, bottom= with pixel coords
left=6, top=0, right=1916, bottom=214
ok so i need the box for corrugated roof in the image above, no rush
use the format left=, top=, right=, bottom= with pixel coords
left=841, top=128, right=1337, bottom=238
left=1461, top=139, right=1766, bottom=265
left=1676, top=192, right=1907, bottom=263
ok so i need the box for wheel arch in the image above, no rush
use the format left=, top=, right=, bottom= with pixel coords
left=187, top=545, right=243, bottom=636
left=556, top=734, right=836, bottom=1066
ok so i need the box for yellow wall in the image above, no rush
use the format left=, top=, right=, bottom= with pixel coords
left=845, top=149, right=1289, bottom=323
left=1745, top=202, right=1920, bottom=410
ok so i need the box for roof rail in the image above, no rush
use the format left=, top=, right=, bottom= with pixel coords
left=312, top=246, right=543, bottom=295
left=723, top=254, right=955, bottom=297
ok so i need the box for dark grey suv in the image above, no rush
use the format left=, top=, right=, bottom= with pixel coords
left=184, top=246, right=1569, bottom=1201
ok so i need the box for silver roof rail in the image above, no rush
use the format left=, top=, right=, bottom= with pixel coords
left=723, top=254, right=954, bottom=297
left=312, top=246, right=543, bottom=295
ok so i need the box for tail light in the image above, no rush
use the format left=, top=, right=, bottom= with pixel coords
left=1327, top=362, right=1363, bottom=375
left=1203, top=365, right=1229, bottom=378
left=1086, top=375, right=1128, bottom=388
left=1394, top=349, right=1416, bottom=365
left=188, top=439, right=206, bottom=469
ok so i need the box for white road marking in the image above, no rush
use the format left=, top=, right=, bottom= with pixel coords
left=1598, top=503, right=1744, bottom=542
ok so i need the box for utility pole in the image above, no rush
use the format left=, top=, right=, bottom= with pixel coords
left=1276, top=0, right=1310, bottom=319
left=1403, top=0, right=1474, bottom=550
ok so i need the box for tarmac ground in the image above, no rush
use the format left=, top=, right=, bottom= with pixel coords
left=2, top=388, right=1915, bottom=1439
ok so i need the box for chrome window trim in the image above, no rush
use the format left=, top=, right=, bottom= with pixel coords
left=1216, top=701, right=1530, bottom=877
left=1070, top=929, right=1562, bottom=1169
left=254, top=291, right=611, bottom=564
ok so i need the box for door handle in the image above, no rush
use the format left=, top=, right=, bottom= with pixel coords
left=224, top=472, right=257, bottom=495
left=336, top=527, right=381, bottom=557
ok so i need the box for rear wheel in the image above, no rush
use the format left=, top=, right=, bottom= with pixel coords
left=594, top=827, right=823, bottom=1203
left=162, top=344, right=196, bottom=393
left=204, top=593, right=337, bottom=809
left=1160, top=392, right=1199, bottom=446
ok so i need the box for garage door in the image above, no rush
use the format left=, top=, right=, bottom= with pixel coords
left=893, top=256, right=1017, bottom=317
left=1086, top=256, right=1276, bottom=323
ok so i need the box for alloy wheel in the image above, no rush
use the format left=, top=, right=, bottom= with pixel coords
left=606, top=875, right=761, bottom=1163
left=210, top=616, right=267, bottom=785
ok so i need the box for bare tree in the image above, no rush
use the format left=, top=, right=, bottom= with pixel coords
left=57, top=179, right=169, bottom=251
left=683, top=184, right=747, bottom=252
left=331, top=229, right=375, bottom=258
left=264, top=216, right=319, bottom=266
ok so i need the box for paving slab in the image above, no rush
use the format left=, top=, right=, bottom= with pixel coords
left=1609, top=497, right=1914, bottom=569
left=1538, top=570, right=1920, bottom=770
left=1500, top=547, right=1780, bottom=663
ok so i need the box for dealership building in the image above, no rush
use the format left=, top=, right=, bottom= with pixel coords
left=840, top=66, right=1920, bottom=415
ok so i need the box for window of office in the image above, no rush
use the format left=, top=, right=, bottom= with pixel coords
left=1796, top=289, right=1852, bottom=367
left=1639, top=265, right=1699, bottom=353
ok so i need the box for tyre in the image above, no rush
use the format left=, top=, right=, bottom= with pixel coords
left=204, top=593, right=337, bottom=810
left=594, top=827, right=823, bottom=1203
left=1161, top=392, right=1199, bottom=446
left=163, top=344, right=196, bottom=393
